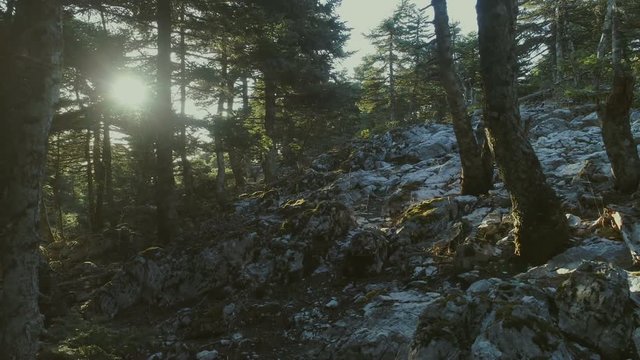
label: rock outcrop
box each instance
[60,103,640,359]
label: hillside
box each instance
[40,103,640,359]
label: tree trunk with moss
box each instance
[600,0,640,193]
[477,0,568,264]
[433,0,492,196]
[0,0,62,357]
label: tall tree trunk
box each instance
[410,16,422,121]
[610,0,622,70]
[597,0,614,61]
[214,53,228,195]
[178,7,193,202]
[85,127,95,232]
[0,0,62,357]
[53,135,65,238]
[215,93,227,196]
[229,150,246,189]
[601,74,640,193]
[134,128,156,205]
[74,79,95,232]
[388,31,398,123]
[93,121,104,231]
[554,0,566,82]
[281,114,297,166]
[595,0,615,91]
[226,79,234,114]
[477,0,568,264]
[600,0,640,193]
[263,74,279,183]
[103,120,114,226]
[433,0,492,196]
[225,79,246,188]
[40,197,55,243]
[242,76,250,113]
[156,0,177,243]
[98,6,114,226]
[229,76,250,188]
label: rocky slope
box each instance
[41,104,640,359]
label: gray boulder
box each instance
[551,108,574,120]
[570,112,600,129]
[394,197,465,245]
[332,291,440,359]
[529,117,571,139]
[410,279,578,359]
[556,261,634,359]
[342,229,389,277]
[410,262,637,360]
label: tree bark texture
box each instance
[53,135,64,238]
[610,0,622,69]
[242,76,250,114]
[554,0,567,82]
[599,0,640,193]
[40,197,55,243]
[75,80,95,232]
[225,79,246,188]
[178,13,193,202]
[477,0,568,264]
[229,149,247,188]
[600,74,640,193]
[103,121,114,225]
[92,121,104,231]
[433,0,492,196]
[85,128,95,232]
[0,0,62,357]
[597,0,614,60]
[263,75,279,183]
[156,0,177,243]
[229,76,250,189]
[388,31,398,123]
[215,93,227,196]
[214,52,229,196]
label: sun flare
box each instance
[109,75,149,108]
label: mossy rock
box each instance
[280,200,354,240]
[41,312,155,360]
[394,197,461,244]
[343,229,389,277]
[240,189,280,208]
[279,198,309,215]
[395,198,451,226]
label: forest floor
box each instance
[39,102,640,359]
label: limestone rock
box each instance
[410,276,611,359]
[529,117,571,139]
[571,112,600,129]
[556,261,634,359]
[609,206,640,264]
[394,197,464,245]
[196,350,219,360]
[551,108,573,120]
[85,233,257,318]
[524,237,633,280]
[342,229,389,277]
[332,291,440,359]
